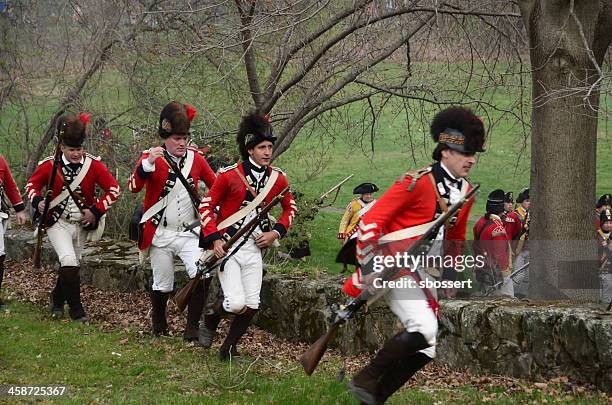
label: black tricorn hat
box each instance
[601,208,612,224]
[504,191,514,204]
[58,112,89,147]
[517,188,530,203]
[486,189,505,214]
[237,113,276,161]
[353,183,378,195]
[159,101,196,138]
[597,193,612,208]
[431,107,486,154]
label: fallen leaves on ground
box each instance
[3,260,610,401]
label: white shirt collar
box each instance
[440,162,458,181]
[167,149,186,162]
[62,154,84,165]
[249,157,264,171]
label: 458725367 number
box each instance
[1,385,67,397]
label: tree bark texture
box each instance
[519,0,611,300]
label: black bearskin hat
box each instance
[601,208,612,224]
[430,107,486,161]
[517,188,529,203]
[237,113,276,161]
[58,112,90,147]
[504,191,514,204]
[159,101,196,138]
[353,183,379,195]
[597,193,612,209]
[486,189,505,214]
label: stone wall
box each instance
[5,229,611,392]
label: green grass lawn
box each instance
[1,300,609,404]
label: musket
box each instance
[300,184,480,376]
[316,174,353,206]
[33,124,65,268]
[174,186,290,312]
[483,261,530,296]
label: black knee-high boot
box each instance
[218,307,257,361]
[60,266,87,322]
[376,352,432,403]
[184,278,207,341]
[348,331,430,405]
[198,279,222,348]
[50,269,65,317]
[150,290,170,336]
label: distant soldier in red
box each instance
[0,155,28,310]
[473,189,513,296]
[597,209,612,305]
[504,187,530,296]
[595,194,611,231]
[198,113,297,361]
[503,191,514,217]
[344,107,485,404]
[128,101,216,340]
[26,113,121,322]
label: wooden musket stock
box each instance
[33,129,64,268]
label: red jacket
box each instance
[473,214,510,275]
[504,206,529,253]
[0,155,25,213]
[199,161,296,249]
[26,153,120,226]
[343,164,474,297]
[128,147,216,251]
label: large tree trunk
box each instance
[519,0,611,301]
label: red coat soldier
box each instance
[503,191,514,217]
[598,209,612,305]
[473,189,512,296]
[596,194,612,231]
[26,113,121,322]
[0,155,28,309]
[198,113,296,361]
[345,107,485,404]
[504,187,530,296]
[128,101,216,340]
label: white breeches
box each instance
[0,218,6,256]
[150,229,201,292]
[47,218,87,267]
[385,270,438,359]
[218,238,263,313]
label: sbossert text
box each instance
[372,277,473,290]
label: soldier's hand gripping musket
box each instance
[174,186,290,313]
[300,184,479,376]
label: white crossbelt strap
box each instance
[140,150,195,224]
[379,180,469,243]
[49,157,93,209]
[217,169,279,230]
